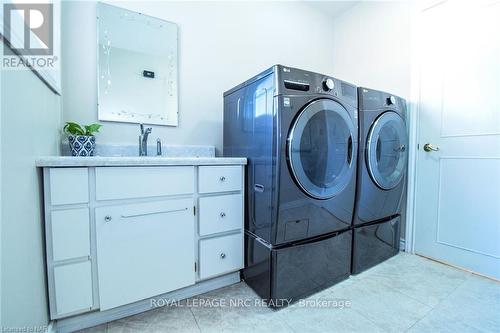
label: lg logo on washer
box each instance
[3,3,53,56]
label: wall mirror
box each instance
[97,2,178,126]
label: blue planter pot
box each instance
[68,135,96,156]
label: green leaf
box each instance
[63,122,85,135]
[84,123,102,136]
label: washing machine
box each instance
[352,87,409,274]
[223,65,358,303]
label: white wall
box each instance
[331,1,412,240]
[332,1,412,99]
[0,56,2,329]
[1,2,62,326]
[1,68,62,326]
[61,1,336,154]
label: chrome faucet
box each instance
[139,124,152,156]
[156,138,162,156]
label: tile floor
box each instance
[80,253,500,333]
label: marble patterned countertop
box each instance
[36,156,247,167]
[40,143,246,167]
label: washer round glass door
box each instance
[366,111,408,190]
[288,99,356,199]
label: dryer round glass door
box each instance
[366,111,408,190]
[288,99,356,199]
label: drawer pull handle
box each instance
[104,215,112,222]
[219,176,226,182]
[220,253,226,259]
[220,212,226,218]
[121,207,188,219]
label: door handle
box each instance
[423,143,439,152]
[347,135,353,165]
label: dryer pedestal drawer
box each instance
[199,233,243,280]
[352,216,400,274]
[243,229,352,303]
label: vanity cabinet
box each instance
[40,160,245,321]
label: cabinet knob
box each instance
[219,176,226,182]
[220,212,226,218]
[220,253,226,259]
[104,215,112,222]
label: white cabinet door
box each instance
[96,198,195,310]
[53,261,93,316]
[49,168,89,205]
[51,208,90,261]
[414,1,500,279]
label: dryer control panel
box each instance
[276,65,357,108]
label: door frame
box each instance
[404,0,446,253]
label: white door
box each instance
[414,0,500,279]
[96,198,195,310]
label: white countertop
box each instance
[36,156,247,167]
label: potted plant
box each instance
[63,122,102,156]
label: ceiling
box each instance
[304,1,360,18]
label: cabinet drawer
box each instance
[95,166,194,201]
[53,261,93,317]
[199,233,243,280]
[199,194,243,236]
[51,208,90,261]
[198,166,242,194]
[50,168,89,205]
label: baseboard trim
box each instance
[54,272,240,333]
[416,254,500,282]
